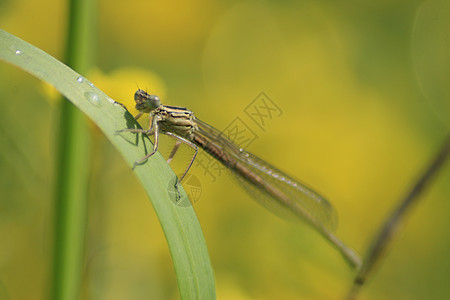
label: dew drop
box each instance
[15,49,21,55]
[84,91,100,106]
[77,76,84,83]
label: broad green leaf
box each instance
[0,29,215,300]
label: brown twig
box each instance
[347,134,450,300]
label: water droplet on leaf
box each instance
[84,91,100,106]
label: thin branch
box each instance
[347,134,450,299]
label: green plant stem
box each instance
[52,103,90,300]
[51,0,97,299]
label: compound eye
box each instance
[149,95,161,107]
[134,89,146,101]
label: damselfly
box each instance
[119,89,361,268]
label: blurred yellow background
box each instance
[0,0,449,299]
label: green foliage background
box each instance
[0,0,449,299]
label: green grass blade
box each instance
[0,29,216,300]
